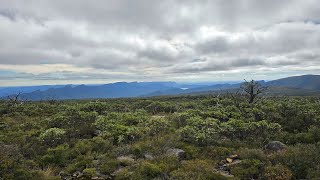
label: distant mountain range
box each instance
[1,74,320,100]
[0,85,70,97]
[146,75,320,97]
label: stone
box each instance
[72,171,83,178]
[226,158,233,163]
[117,155,135,166]
[91,176,107,180]
[230,154,239,160]
[265,141,286,152]
[143,153,154,160]
[111,167,127,177]
[166,148,186,160]
[227,159,241,166]
[94,130,102,136]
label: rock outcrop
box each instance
[265,141,286,152]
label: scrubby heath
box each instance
[1,95,320,179]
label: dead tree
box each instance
[240,79,267,104]
[7,92,22,106]
[46,94,58,105]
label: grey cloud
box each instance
[170,58,266,74]
[0,9,17,21]
[196,36,230,54]
[292,51,320,61]
[231,58,266,67]
[0,0,320,84]
[137,43,181,62]
[0,49,69,65]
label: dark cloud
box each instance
[0,9,17,21]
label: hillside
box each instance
[184,86,320,97]
[266,74,320,90]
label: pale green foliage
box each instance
[179,116,281,145]
[143,116,170,136]
[179,116,220,145]
[95,112,147,144]
[39,128,66,146]
[220,119,281,141]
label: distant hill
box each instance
[145,75,320,97]
[143,83,240,97]
[5,82,180,100]
[183,86,320,97]
[0,85,68,97]
[265,86,320,96]
[2,74,320,100]
[266,74,320,90]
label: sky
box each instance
[0,0,320,86]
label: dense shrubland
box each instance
[1,95,320,179]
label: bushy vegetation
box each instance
[1,94,320,179]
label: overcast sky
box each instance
[0,0,320,86]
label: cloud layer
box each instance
[1,0,320,85]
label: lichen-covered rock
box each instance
[143,153,154,160]
[73,171,83,178]
[166,148,186,160]
[265,141,286,152]
[117,155,135,166]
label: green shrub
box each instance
[41,144,70,167]
[83,168,97,178]
[238,148,267,162]
[230,159,263,179]
[132,162,162,179]
[170,159,230,180]
[143,116,170,136]
[220,119,281,142]
[307,165,320,179]
[114,168,131,180]
[263,164,292,180]
[100,159,119,175]
[178,116,220,145]
[269,144,320,179]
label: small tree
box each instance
[240,80,267,103]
